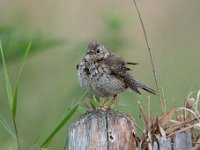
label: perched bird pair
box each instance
[77,42,156,107]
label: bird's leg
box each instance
[108,95,118,109]
[99,99,108,109]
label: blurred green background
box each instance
[0,0,200,149]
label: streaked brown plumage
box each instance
[77,41,156,101]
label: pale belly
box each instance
[90,73,126,99]
[78,60,126,99]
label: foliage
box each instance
[0,39,84,149]
[0,25,64,63]
[0,41,31,149]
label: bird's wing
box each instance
[104,54,141,94]
[104,54,156,95]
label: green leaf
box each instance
[91,100,99,108]
[12,42,31,117]
[40,104,79,148]
[0,114,16,139]
[12,86,18,118]
[0,40,13,109]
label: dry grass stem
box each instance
[135,91,200,149]
[132,0,164,114]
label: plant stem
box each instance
[132,0,164,114]
[13,117,21,150]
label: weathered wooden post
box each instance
[69,109,136,150]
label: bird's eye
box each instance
[96,49,100,53]
[96,47,102,53]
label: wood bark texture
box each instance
[153,132,192,150]
[69,109,135,150]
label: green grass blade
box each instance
[0,40,13,109]
[12,42,31,117]
[0,114,16,139]
[40,104,79,148]
[12,85,18,118]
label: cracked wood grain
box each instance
[69,109,135,150]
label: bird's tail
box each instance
[126,77,157,95]
[134,79,157,95]
[140,84,157,95]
